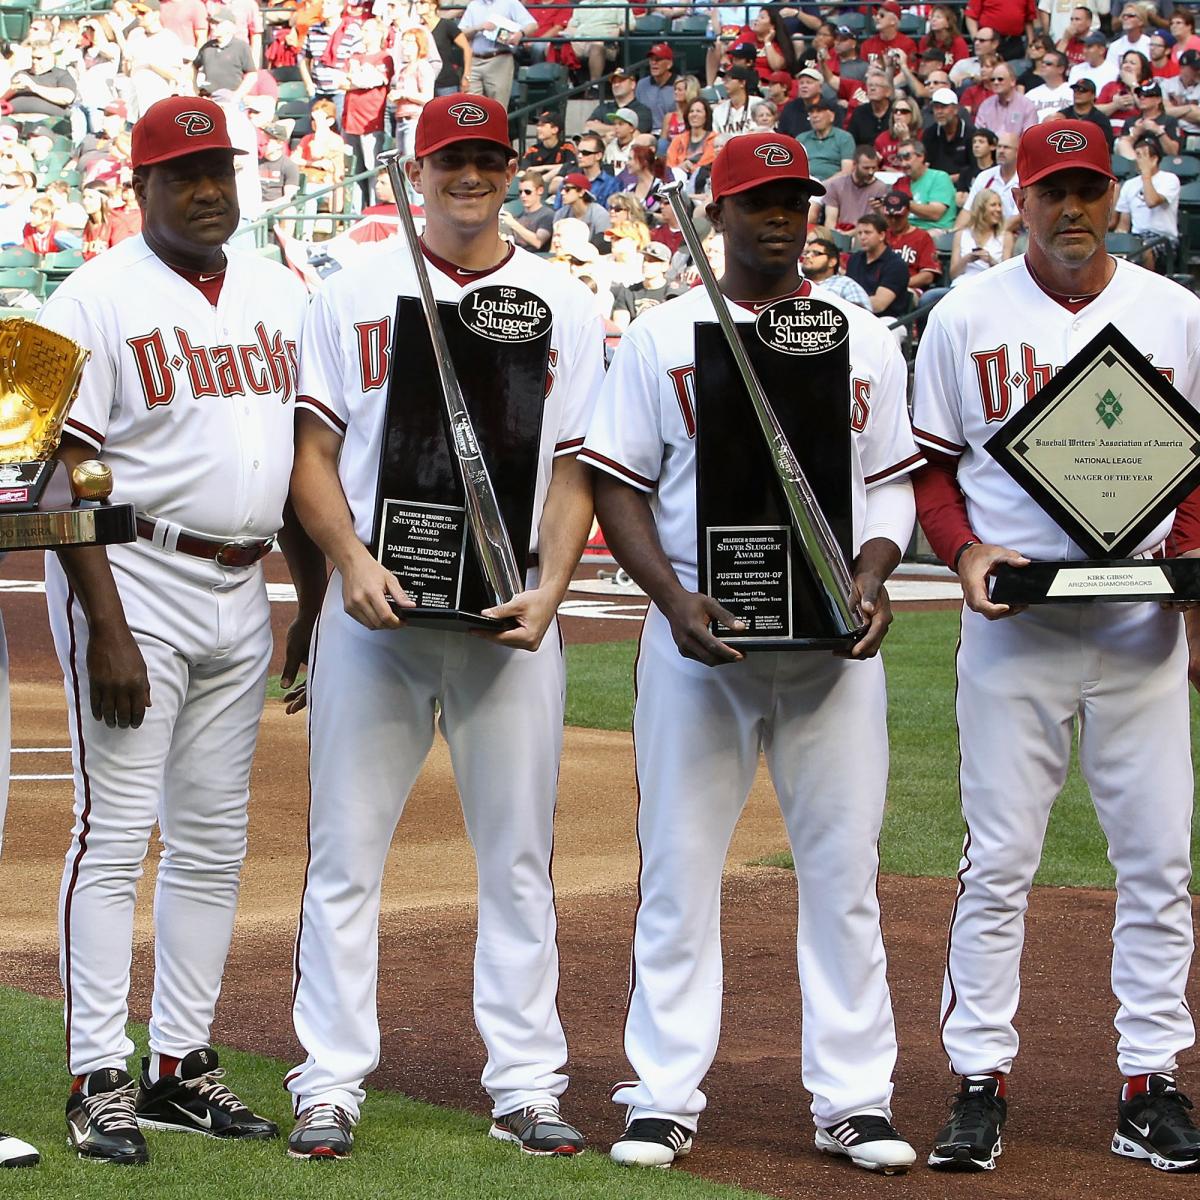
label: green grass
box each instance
[0,988,762,1200]
[552,611,1200,890]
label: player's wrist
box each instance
[952,538,980,571]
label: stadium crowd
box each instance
[0,0,1195,324]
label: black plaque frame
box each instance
[372,292,549,632]
[694,299,857,652]
[984,323,1200,604]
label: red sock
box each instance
[1123,1074,1153,1101]
[149,1054,182,1084]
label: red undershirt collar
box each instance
[730,279,812,313]
[1024,256,1114,314]
[168,262,225,305]
[420,239,515,283]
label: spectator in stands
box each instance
[1069,30,1119,89]
[1098,50,1154,139]
[606,224,646,284]
[777,66,826,136]
[752,99,779,128]
[296,97,347,210]
[898,137,957,228]
[602,107,641,171]
[815,143,888,228]
[959,128,1019,224]
[124,0,189,120]
[259,123,300,211]
[161,0,209,52]
[1115,133,1181,271]
[666,98,717,179]
[1149,31,1179,79]
[586,67,652,138]
[846,68,895,146]
[882,189,942,292]
[606,191,650,241]
[43,179,87,235]
[107,179,143,244]
[976,61,1039,134]
[1116,78,1180,155]
[1109,4,1153,64]
[610,239,671,327]
[964,0,1036,61]
[422,0,470,96]
[341,17,392,203]
[951,25,1001,86]
[1164,48,1200,151]
[22,195,74,255]
[924,87,975,184]
[391,24,436,157]
[832,24,869,82]
[194,7,256,98]
[847,211,910,317]
[950,185,1013,284]
[712,65,761,134]
[6,43,77,125]
[1014,33,1050,89]
[501,170,555,251]
[520,109,577,190]
[764,70,793,108]
[224,0,265,66]
[1054,75,1116,149]
[1024,49,1074,119]
[80,186,115,260]
[797,23,838,79]
[556,172,611,245]
[300,0,351,116]
[636,43,677,134]
[460,0,535,106]
[75,18,122,134]
[664,75,701,139]
[920,5,970,68]
[616,141,679,212]
[862,2,917,70]
[800,227,872,308]
[874,96,921,169]
[957,125,997,196]
[795,96,853,178]
[1055,4,1093,65]
[570,132,620,205]
[733,8,794,79]
[565,0,625,84]
[1170,9,1200,65]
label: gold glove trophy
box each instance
[0,319,135,550]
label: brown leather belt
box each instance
[136,515,274,569]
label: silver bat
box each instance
[380,151,524,609]
[661,181,864,638]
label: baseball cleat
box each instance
[1112,1074,1200,1172]
[928,1075,1006,1171]
[816,1114,917,1174]
[610,1118,693,1168]
[135,1048,277,1140]
[66,1068,148,1165]
[288,1104,354,1160]
[489,1104,585,1156]
[0,1131,39,1168]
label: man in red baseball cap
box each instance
[580,127,921,1173]
[637,41,677,134]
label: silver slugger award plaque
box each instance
[984,323,1200,603]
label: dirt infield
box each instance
[2,555,1197,1199]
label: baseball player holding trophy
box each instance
[36,95,324,1165]
[285,94,604,1160]
[912,120,1200,1173]
[579,133,923,1173]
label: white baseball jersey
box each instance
[39,235,306,540]
[580,282,923,590]
[912,255,1200,559]
[297,242,604,554]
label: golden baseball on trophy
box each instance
[71,460,113,502]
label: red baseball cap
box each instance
[875,1,902,15]
[768,69,794,86]
[710,132,825,201]
[560,172,593,196]
[131,96,243,169]
[414,94,516,159]
[648,41,674,59]
[1016,118,1116,187]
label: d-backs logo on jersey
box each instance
[127,323,298,409]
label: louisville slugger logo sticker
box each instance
[1045,129,1087,154]
[175,110,216,136]
[753,142,794,166]
[447,102,488,127]
[450,411,482,460]
[458,285,551,344]
[755,296,849,356]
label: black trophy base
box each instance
[990,558,1200,604]
[387,600,517,632]
[722,630,865,654]
[0,501,136,552]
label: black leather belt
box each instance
[474,50,512,59]
[136,515,275,568]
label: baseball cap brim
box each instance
[716,173,825,201]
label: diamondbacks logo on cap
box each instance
[754,142,794,167]
[1046,129,1087,154]
[174,110,216,136]
[447,102,489,128]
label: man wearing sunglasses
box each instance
[500,170,555,250]
[975,62,1039,136]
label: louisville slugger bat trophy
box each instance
[369,152,549,631]
[663,181,866,649]
[0,319,135,551]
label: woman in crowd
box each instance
[296,98,348,214]
[419,0,471,96]
[752,98,779,128]
[950,186,1013,286]
[666,97,716,178]
[798,22,840,76]
[343,18,393,206]
[606,192,652,249]
[735,6,793,79]
[664,74,702,140]
[875,97,922,169]
[80,187,114,261]
[391,23,436,157]
[918,6,969,67]
[1098,50,1153,138]
[617,143,679,213]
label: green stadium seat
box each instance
[899,13,926,35]
[1105,230,1143,259]
[41,249,84,271]
[1161,154,1200,180]
[0,248,38,268]
[1111,154,1136,179]
[0,266,46,300]
[277,80,309,103]
[835,10,868,34]
[1176,179,1200,265]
